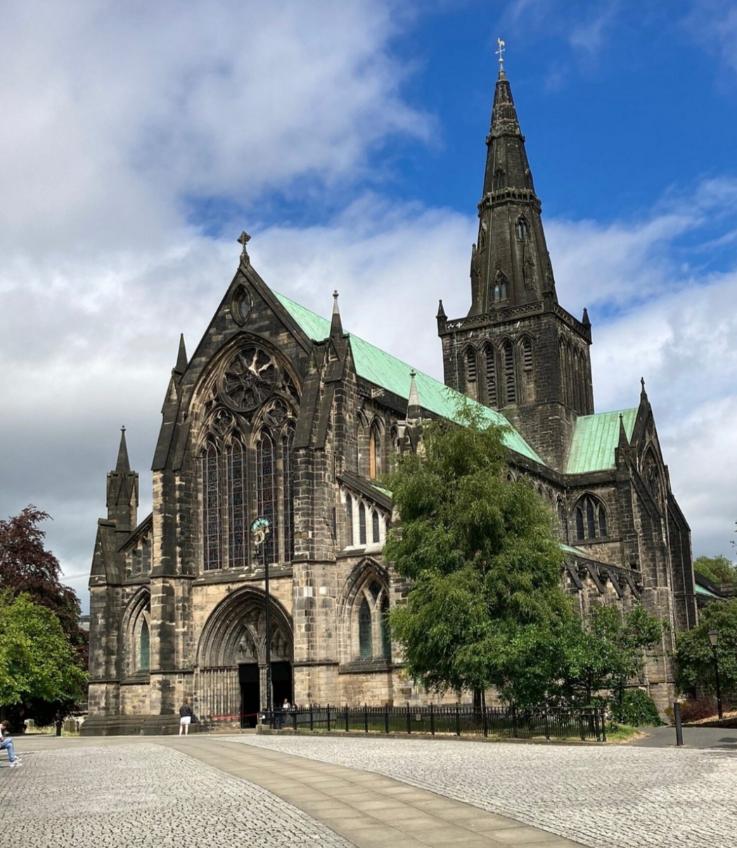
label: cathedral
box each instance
[84,63,697,733]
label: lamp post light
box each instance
[708,628,723,720]
[251,517,272,727]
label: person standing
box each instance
[0,722,22,768]
[179,702,193,736]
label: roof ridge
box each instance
[274,291,545,466]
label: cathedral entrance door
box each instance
[271,661,293,709]
[239,663,260,728]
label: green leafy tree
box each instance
[385,411,575,707]
[677,599,737,700]
[693,555,737,588]
[0,593,87,722]
[559,604,662,706]
[0,506,86,664]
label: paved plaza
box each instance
[236,733,737,848]
[2,732,736,847]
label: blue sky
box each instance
[1,0,736,607]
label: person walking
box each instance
[0,722,22,768]
[179,702,194,736]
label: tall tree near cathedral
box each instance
[0,507,87,662]
[385,412,574,707]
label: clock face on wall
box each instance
[221,347,279,412]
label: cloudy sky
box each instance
[2,0,737,610]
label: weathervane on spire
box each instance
[495,37,506,73]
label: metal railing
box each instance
[263,703,607,742]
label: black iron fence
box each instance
[263,703,607,742]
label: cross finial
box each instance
[495,37,506,74]
[237,230,251,260]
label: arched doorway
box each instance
[195,587,293,727]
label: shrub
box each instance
[611,689,662,727]
[679,696,719,723]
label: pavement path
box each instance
[232,732,737,848]
[633,724,737,750]
[2,735,582,848]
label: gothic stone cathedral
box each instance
[85,66,697,732]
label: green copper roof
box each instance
[566,408,637,475]
[275,292,544,465]
[695,583,720,599]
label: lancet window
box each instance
[340,488,387,549]
[464,346,477,386]
[349,571,392,663]
[484,344,497,406]
[516,216,530,241]
[368,422,382,480]
[574,494,607,542]
[503,340,516,404]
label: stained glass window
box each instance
[359,502,367,545]
[345,493,353,546]
[257,430,277,565]
[228,440,247,568]
[359,598,372,659]
[203,443,222,570]
[282,428,294,562]
[371,510,380,544]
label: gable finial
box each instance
[330,289,343,338]
[495,37,506,77]
[237,231,251,263]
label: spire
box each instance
[436,299,446,319]
[174,333,188,376]
[582,307,590,328]
[407,369,421,420]
[469,55,557,316]
[618,413,629,449]
[640,376,648,402]
[330,289,343,338]
[115,426,130,473]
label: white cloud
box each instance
[2,0,736,612]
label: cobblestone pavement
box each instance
[232,734,737,848]
[0,742,351,848]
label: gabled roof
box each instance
[566,408,637,475]
[275,291,544,465]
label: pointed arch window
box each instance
[516,216,529,241]
[484,344,497,406]
[359,502,367,546]
[371,510,380,544]
[139,619,150,672]
[203,442,222,570]
[228,440,247,568]
[574,495,607,542]
[503,340,516,404]
[359,598,372,659]
[257,429,277,565]
[465,347,477,385]
[493,271,509,303]
[282,427,295,562]
[521,337,533,372]
[368,422,382,480]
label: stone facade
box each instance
[84,65,696,733]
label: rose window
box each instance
[221,348,279,412]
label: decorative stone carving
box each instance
[220,347,280,412]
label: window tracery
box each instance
[516,216,529,241]
[199,343,298,572]
[574,494,607,542]
[347,570,392,664]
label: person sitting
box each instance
[0,722,22,768]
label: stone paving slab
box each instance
[165,736,584,848]
[0,741,350,848]
[229,733,737,848]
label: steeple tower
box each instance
[106,427,139,530]
[470,62,556,315]
[438,46,594,469]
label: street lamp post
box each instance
[708,628,723,720]
[252,517,272,727]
